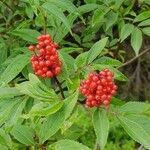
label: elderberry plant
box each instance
[0,0,150,150]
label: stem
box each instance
[33,51,38,56]
[53,77,65,99]
[118,47,150,69]
[43,13,47,34]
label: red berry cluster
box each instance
[80,69,117,108]
[28,34,62,78]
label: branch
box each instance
[118,47,150,69]
[53,77,65,99]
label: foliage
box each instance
[0,0,150,150]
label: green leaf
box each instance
[0,87,22,98]
[115,0,125,9]
[143,0,150,5]
[93,109,109,150]
[52,139,91,150]
[111,97,126,106]
[7,98,27,125]
[93,56,122,67]
[142,27,150,36]
[54,13,77,43]
[60,47,82,54]
[117,115,150,149]
[54,3,98,43]
[120,24,134,42]
[84,0,96,3]
[86,37,108,64]
[78,4,98,14]
[0,129,12,148]
[131,27,142,56]
[0,43,7,64]
[0,99,19,124]
[47,0,80,16]
[11,125,34,145]
[29,102,63,116]
[17,74,59,102]
[92,8,106,27]
[25,5,34,19]
[134,11,150,22]
[138,19,150,26]
[67,76,80,93]
[127,115,150,135]
[0,54,30,86]
[39,90,79,144]
[42,2,71,34]
[119,102,150,115]
[105,11,118,31]
[75,52,88,69]
[11,29,40,43]
[59,51,76,80]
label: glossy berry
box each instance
[80,69,117,108]
[28,45,35,51]
[28,34,62,78]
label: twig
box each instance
[117,47,150,69]
[53,77,65,99]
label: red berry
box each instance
[113,85,118,90]
[103,100,109,106]
[44,39,51,45]
[30,56,37,61]
[28,45,35,51]
[91,100,97,106]
[90,82,97,88]
[37,70,43,76]
[50,56,55,61]
[51,48,56,54]
[92,76,99,81]
[101,78,107,85]
[87,95,94,100]
[39,48,45,55]
[45,34,51,40]
[45,60,51,66]
[46,71,53,77]
[97,85,102,90]
[39,61,45,66]
[107,76,112,81]
[104,68,109,72]
[42,73,46,78]
[36,44,40,49]
[55,67,61,74]
[80,69,117,108]
[33,61,39,66]
[95,95,100,100]
[29,34,61,78]
[39,42,45,47]
[43,67,48,72]
[46,45,52,51]
[107,71,114,77]
[101,94,107,100]
[111,90,116,95]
